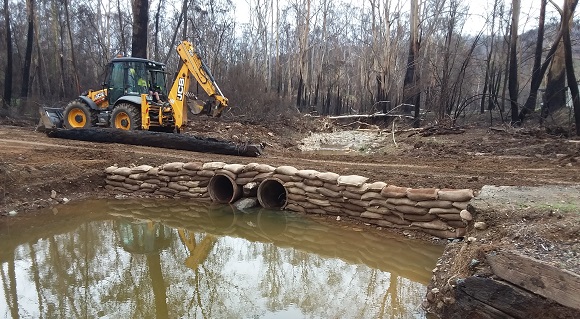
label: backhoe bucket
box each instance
[39,107,64,129]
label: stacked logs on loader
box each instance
[104,162,475,239]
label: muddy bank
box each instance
[425,185,580,318]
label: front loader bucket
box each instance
[39,107,64,129]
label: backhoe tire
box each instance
[110,103,141,130]
[63,100,96,129]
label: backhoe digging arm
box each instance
[168,41,229,118]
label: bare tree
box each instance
[131,0,149,58]
[2,0,13,109]
[562,0,580,135]
[20,0,35,98]
[403,0,420,127]
[517,0,547,123]
[508,0,520,124]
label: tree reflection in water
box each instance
[0,199,443,318]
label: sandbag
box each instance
[411,219,449,231]
[406,188,439,201]
[386,197,418,206]
[365,206,391,215]
[223,163,246,174]
[158,170,179,177]
[360,192,384,201]
[216,169,237,180]
[128,173,149,180]
[113,167,132,177]
[303,178,324,187]
[107,174,126,182]
[337,175,368,187]
[177,181,200,188]
[296,169,320,179]
[306,198,331,207]
[317,172,340,183]
[131,164,153,174]
[183,161,203,171]
[177,168,199,177]
[415,200,453,209]
[162,162,184,172]
[437,189,474,202]
[168,182,189,192]
[105,166,118,174]
[202,161,226,170]
[275,165,299,176]
[436,213,463,221]
[381,185,409,198]
[252,172,274,181]
[124,178,143,185]
[366,181,387,191]
[197,170,216,177]
[341,190,362,200]
[428,207,461,215]
[345,184,369,194]
[170,175,194,182]
[323,183,345,193]
[452,201,469,210]
[392,204,429,215]
[317,188,341,198]
[255,164,276,173]
[238,171,260,178]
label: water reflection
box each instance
[0,199,443,318]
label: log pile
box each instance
[104,162,475,239]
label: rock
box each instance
[467,236,477,243]
[50,190,57,199]
[443,297,455,304]
[474,221,487,230]
[336,216,341,221]
[8,210,17,216]
[62,198,70,203]
[469,259,480,269]
[460,209,473,221]
[426,291,435,302]
[431,288,440,294]
[234,197,259,211]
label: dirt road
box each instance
[1,120,579,215]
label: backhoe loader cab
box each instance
[49,40,229,133]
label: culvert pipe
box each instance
[257,178,288,209]
[208,174,242,204]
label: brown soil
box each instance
[1,115,579,316]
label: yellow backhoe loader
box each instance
[41,41,228,133]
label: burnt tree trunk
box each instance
[518,0,547,123]
[45,128,264,157]
[508,0,520,124]
[131,0,149,58]
[21,0,35,98]
[563,0,580,135]
[2,0,13,109]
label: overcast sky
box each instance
[229,0,564,35]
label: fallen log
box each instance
[45,128,264,157]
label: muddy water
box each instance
[0,199,443,318]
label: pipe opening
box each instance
[257,178,287,209]
[208,174,242,203]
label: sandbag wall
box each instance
[104,162,475,239]
[104,162,276,200]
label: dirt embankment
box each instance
[1,116,579,317]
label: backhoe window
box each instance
[107,62,126,103]
[126,62,149,95]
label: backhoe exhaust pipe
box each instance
[257,178,287,209]
[208,174,242,204]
